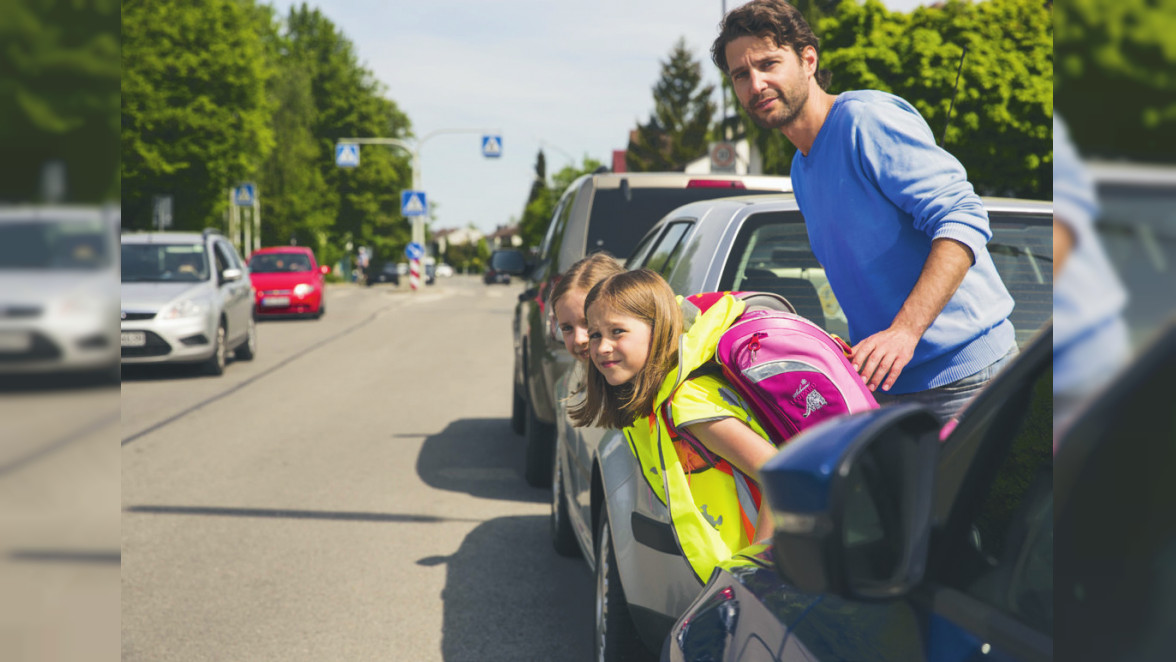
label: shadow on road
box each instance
[418,515,594,662]
[416,417,546,504]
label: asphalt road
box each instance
[120,276,594,661]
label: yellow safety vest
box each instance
[623,294,772,584]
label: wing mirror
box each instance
[221,267,243,282]
[761,404,940,601]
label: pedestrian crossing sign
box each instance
[401,190,428,217]
[336,143,360,168]
[233,183,256,206]
[482,135,502,158]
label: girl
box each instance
[570,269,779,582]
[549,252,625,366]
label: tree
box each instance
[1056,0,1176,162]
[122,0,275,230]
[0,0,120,202]
[627,38,716,172]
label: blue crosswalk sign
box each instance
[233,183,256,206]
[405,241,425,260]
[336,143,360,168]
[401,190,427,216]
[482,135,502,158]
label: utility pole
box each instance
[336,128,500,291]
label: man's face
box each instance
[726,35,812,130]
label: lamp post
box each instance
[337,128,500,291]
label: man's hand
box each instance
[851,325,920,392]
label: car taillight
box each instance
[686,179,745,189]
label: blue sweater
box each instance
[790,90,1015,394]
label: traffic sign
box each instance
[336,143,360,168]
[405,241,425,261]
[233,183,256,206]
[401,190,428,216]
[710,142,737,173]
[482,135,503,158]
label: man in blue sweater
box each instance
[711,0,1017,422]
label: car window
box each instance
[936,354,1053,633]
[121,243,209,282]
[250,252,311,273]
[212,241,231,275]
[584,185,786,261]
[0,218,111,270]
[540,184,576,263]
[643,221,692,276]
[625,227,661,270]
[988,213,1054,347]
[718,211,848,340]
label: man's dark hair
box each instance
[711,0,832,91]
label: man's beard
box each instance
[745,84,809,130]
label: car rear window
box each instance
[585,187,785,259]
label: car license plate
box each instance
[120,331,146,347]
[262,296,290,307]
[0,331,31,352]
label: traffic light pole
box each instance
[337,129,499,291]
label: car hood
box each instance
[0,270,116,305]
[249,272,318,290]
[121,281,213,312]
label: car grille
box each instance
[0,332,61,362]
[120,331,171,358]
[121,311,156,321]
[0,305,42,319]
[261,289,292,295]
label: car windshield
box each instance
[121,243,210,282]
[0,219,111,270]
[249,252,312,273]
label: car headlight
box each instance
[293,283,315,298]
[158,298,208,320]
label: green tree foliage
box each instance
[0,0,120,202]
[517,154,603,251]
[626,38,716,172]
[1056,0,1176,162]
[122,0,276,231]
[735,0,1052,198]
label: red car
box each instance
[247,247,329,319]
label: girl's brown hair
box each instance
[570,269,683,430]
[548,252,624,312]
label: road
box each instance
[120,276,594,661]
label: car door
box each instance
[213,239,250,345]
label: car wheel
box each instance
[596,516,648,662]
[202,322,226,376]
[315,299,325,319]
[510,378,526,436]
[234,315,257,361]
[551,451,579,557]
[524,395,554,488]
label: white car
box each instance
[435,263,455,278]
[120,229,256,376]
[0,205,121,381]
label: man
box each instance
[1052,114,1129,434]
[712,0,1017,422]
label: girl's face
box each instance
[587,300,652,387]
[553,288,590,361]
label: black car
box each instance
[365,261,400,286]
[484,248,525,285]
[665,319,1176,662]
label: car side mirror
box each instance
[221,267,243,282]
[761,404,940,600]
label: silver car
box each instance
[120,229,256,375]
[549,194,1054,660]
[0,205,121,381]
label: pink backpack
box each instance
[666,291,878,460]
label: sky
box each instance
[268,0,932,235]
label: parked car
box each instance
[120,229,256,376]
[247,246,328,319]
[509,172,795,488]
[0,204,121,382]
[365,260,400,286]
[666,321,1053,662]
[435,263,455,278]
[549,194,1054,660]
[485,248,526,285]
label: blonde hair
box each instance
[548,252,624,312]
[570,269,683,429]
